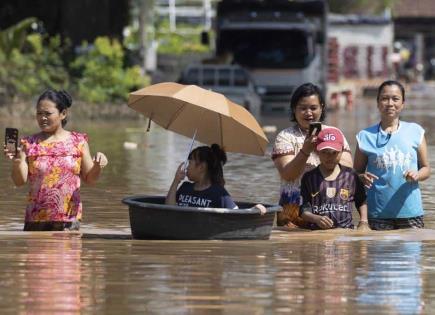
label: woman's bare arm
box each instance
[340,150,353,168]
[81,142,108,185]
[273,151,310,182]
[405,135,431,182]
[10,149,28,186]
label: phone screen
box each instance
[5,128,19,156]
[309,123,322,136]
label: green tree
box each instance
[155,20,211,55]
[0,17,37,58]
[0,19,69,101]
[71,37,149,103]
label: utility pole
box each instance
[169,0,176,32]
[204,0,212,31]
[139,0,156,72]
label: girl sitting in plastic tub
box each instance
[165,144,238,209]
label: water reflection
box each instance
[0,235,83,314]
[0,232,434,314]
[22,235,82,314]
[356,241,423,314]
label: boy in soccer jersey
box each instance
[300,128,370,230]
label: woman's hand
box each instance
[3,144,21,160]
[403,170,419,182]
[92,152,108,169]
[359,172,379,189]
[301,134,317,155]
[81,143,107,184]
[314,215,334,229]
[4,144,28,186]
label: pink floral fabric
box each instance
[21,132,88,223]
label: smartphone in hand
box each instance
[5,128,19,157]
[309,122,322,136]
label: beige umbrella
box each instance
[128,82,268,156]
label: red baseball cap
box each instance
[316,127,344,151]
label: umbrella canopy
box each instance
[128,82,268,155]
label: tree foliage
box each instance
[0,19,150,104]
[71,37,149,103]
[0,21,69,100]
[156,20,211,55]
[0,17,37,58]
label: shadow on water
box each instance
[2,97,435,313]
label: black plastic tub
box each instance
[122,195,282,240]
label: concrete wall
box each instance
[328,22,394,81]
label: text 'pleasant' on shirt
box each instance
[176,182,237,209]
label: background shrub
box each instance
[71,36,149,103]
[0,18,69,101]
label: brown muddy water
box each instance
[1,98,435,314]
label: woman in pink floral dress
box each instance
[4,89,108,231]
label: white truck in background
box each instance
[210,0,328,113]
[179,64,262,118]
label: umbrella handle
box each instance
[183,129,197,173]
[147,118,152,132]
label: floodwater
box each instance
[1,97,435,314]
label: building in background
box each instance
[392,0,435,81]
[327,14,393,108]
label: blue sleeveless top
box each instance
[356,121,424,219]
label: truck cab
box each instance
[214,0,328,113]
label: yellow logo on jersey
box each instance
[339,189,349,201]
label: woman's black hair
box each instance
[289,82,326,122]
[188,143,227,186]
[376,80,405,102]
[37,89,72,126]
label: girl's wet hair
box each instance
[376,80,405,102]
[37,89,72,126]
[188,143,227,186]
[289,82,326,122]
